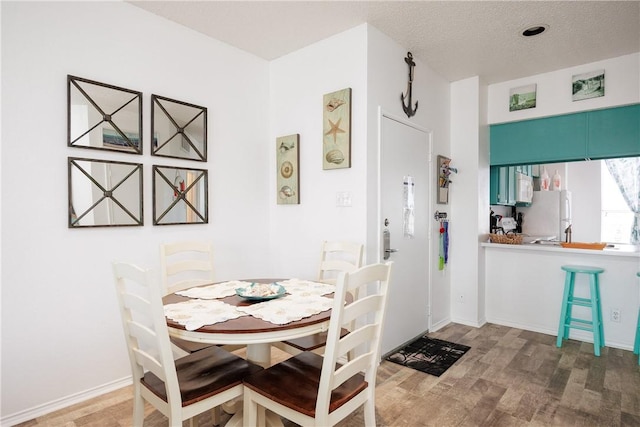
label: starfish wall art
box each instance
[322,87,351,170]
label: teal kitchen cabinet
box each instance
[490,166,513,205]
[490,165,532,206]
[490,113,588,166]
[490,104,639,166]
[587,104,640,159]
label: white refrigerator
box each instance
[519,190,572,241]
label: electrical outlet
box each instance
[611,308,621,323]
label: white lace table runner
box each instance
[235,294,334,325]
[175,280,253,299]
[279,278,336,296]
[164,299,248,331]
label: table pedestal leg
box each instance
[226,343,283,426]
[225,408,284,427]
[221,398,240,415]
[247,342,271,368]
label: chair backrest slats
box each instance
[160,241,214,295]
[336,323,376,356]
[132,347,166,380]
[342,295,382,325]
[113,262,181,405]
[315,262,393,417]
[317,241,364,284]
[332,354,370,388]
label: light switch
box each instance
[336,191,352,207]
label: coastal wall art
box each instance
[322,88,351,170]
[276,134,300,205]
[572,69,605,101]
[509,83,537,111]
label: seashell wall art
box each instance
[276,134,300,205]
[323,88,351,170]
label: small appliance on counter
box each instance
[500,217,517,233]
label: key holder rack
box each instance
[437,155,458,205]
[434,211,448,221]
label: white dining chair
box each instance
[242,262,393,427]
[112,262,263,427]
[160,240,215,295]
[317,240,364,285]
[160,240,218,356]
[276,240,364,356]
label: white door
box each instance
[379,113,431,356]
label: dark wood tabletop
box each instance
[163,278,336,336]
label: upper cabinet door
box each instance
[490,112,588,166]
[587,104,640,160]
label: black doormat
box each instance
[385,336,470,377]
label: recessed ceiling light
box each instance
[521,25,548,37]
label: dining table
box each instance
[163,277,341,427]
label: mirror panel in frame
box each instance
[151,95,207,161]
[153,165,208,225]
[68,157,143,228]
[68,75,143,154]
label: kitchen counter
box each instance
[481,241,640,257]
[483,241,640,351]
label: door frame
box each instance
[377,107,434,330]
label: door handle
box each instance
[383,227,398,260]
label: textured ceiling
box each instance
[129,1,640,84]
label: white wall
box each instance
[1,2,270,421]
[267,26,369,279]
[365,25,452,330]
[1,9,455,422]
[450,77,489,327]
[268,24,453,330]
[488,53,640,124]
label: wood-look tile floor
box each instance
[16,323,640,427]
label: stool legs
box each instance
[557,272,574,348]
[636,273,640,365]
[557,267,604,356]
[589,272,605,356]
[634,307,640,365]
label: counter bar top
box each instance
[481,242,640,258]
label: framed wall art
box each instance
[509,83,537,111]
[322,88,351,170]
[151,94,207,161]
[572,69,604,101]
[67,75,142,154]
[152,165,208,225]
[276,134,299,205]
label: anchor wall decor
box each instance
[401,52,418,118]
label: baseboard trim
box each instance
[381,329,430,359]
[450,317,485,328]
[429,317,451,332]
[1,376,132,426]
[485,317,634,352]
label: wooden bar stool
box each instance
[557,265,605,356]
[634,272,640,365]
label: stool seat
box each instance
[561,265,605,274]
[557,264,605,356]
